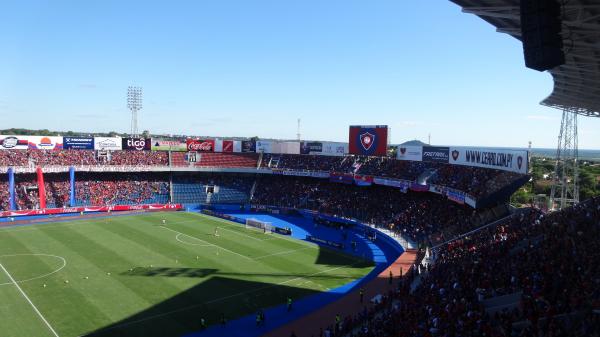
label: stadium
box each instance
[1,1,599,337]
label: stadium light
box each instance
[127,86,143,137]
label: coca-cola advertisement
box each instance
[186,139,215,152]
[122,138,151,151]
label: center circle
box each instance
[0,254,67,286]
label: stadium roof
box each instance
[450,0,600,117]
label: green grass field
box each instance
[0,211,374,337]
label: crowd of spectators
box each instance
[0,172,170,210]
[260,154,525,198]
[0,149,526,200]
[327,197,600,337]
[252,176,480,244]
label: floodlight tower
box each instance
[550,108,579,210]
[127,86,143,137]
[297,118,301,141]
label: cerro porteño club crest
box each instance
[360,132,375,150]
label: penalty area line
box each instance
[159,226,252,261]
[0,263,60,337]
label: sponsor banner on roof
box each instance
[233,140,242,153]
[422,146,449,163]
[214,139,223,152]
[63,137,94,150]
[241,140,255,153]
[321,142,347,156]
[0,135,30,150]
[348,125,388,156]
[300,142,323,155]
[273,141,300,154]
[150,139,187,151]
[25,136,63,150]
[122,138,151,151]
[186,139,215,152]
[256,140,273,153]
[448,147,528,174]
[94,137,122,150]
[397,145,423,161]
[222,140,234,152]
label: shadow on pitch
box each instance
[85,276,324,337]
[120,265,371,280]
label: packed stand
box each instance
[252,176,480,244]
[74,172,169,206]
[331,197,600,337]
[0,172,170,210]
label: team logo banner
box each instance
[300,142,323,155]
[397,145,423,161]
[348,125,388,156]
[448,147,528,174]
[94,137,122,150]
[186,139,214,152]
[122,138,151,151]
[150,139,187,151]
[241,140,255,153]
[63,137,94,150]
[422,146,449,163]
[0,135,30,150]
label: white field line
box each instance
[174,233,213,246]
[89,263,354,332]
[0,263,60,337]
[192,212,315,247]
[213,225,264,242]
[159,226,252,261]
[0,254,67,287]
[253,246,315,260]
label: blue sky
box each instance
[1,0,598,148]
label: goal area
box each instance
[245,218,273,234]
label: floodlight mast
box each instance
[127,86,143,137]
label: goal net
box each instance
[245,218,272,234]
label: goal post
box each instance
[245,218,272,234]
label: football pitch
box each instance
[0,211,374,337]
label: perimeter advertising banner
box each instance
[122,138,151,151]
[422,146,449,163]
[397,145,423,161]
[448,147,528,174]
[186,139,215,152]
[63,137,94,150]
[94,137,122,150]
[150,139,187,151]
[348,125,388,156]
